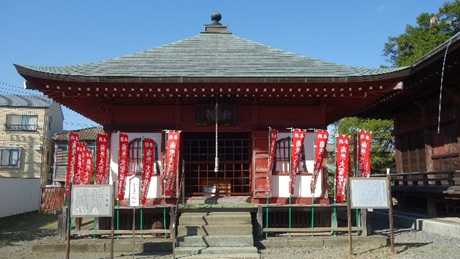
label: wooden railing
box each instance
[41,186,65,213]
[374,171,460,194]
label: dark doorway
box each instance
[182,132,251,196]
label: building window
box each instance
[0,148,21,168]
[5,114,38,131]
[128,138,159,176]
[273,137,308,174]
[129,138,143,175]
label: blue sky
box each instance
[0,0,447,129]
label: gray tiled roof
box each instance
[0,95,52,108]
[53,127,103,141]
[18,33,405,78]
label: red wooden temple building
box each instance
[15,14,406,209]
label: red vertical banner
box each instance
[311,129,329,193]
[336,134,351,203]
[96,133,109,184]
[65,132,79,196]
[117,133,129,201]
[141,138,155,205]
[73,142,85,185]
[359,130,372,178]
[290,129,305,196]
[163,130,181,197]
[267,128,278,192]
[81,147,93,184]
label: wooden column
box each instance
[418,101,434,172]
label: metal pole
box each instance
[387,171,395,255]
[347,178,352,257]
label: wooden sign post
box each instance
[68,184,114,259]
[346,179,353,258]
[349,177,394,256]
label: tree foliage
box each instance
[384,0,460,66]
[337,117,394,173]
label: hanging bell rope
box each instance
[437,39,452,134]
[214,101,219,173]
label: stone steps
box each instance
[179,212,252,225]
[176,211,258,258]
[178,235,253,247]
[178,224,253,236]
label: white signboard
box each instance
[350,177,390,209]
[71,185,113,217]
[129,177,140,207]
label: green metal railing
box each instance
[262,202,361,234]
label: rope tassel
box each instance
[214,101,219,173]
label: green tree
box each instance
[384,0,460,66]
[337,117,394,173]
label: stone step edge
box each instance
[175,246,258,255]
[176,253,260,259]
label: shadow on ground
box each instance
[0,211,57,247]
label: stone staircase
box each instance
[175,211,260,259]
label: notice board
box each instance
[71,185,113,217]
[350,177,390,209]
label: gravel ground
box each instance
[1,229,460,259]
[260,230,460,259]
[1,211,460,259]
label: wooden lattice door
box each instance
[182,133,251,196]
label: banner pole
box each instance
[116,201,120,231]
[140,207,144,238]
[288,195,292,233]
[355,131,361,229]
[163,207,167,239]
[110,184,115,259]
[132,207,136,256]
[65,184,72,259]
[311,198,314,229]
[265,193,269,239]
[387,171,395,255]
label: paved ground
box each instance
[1,212,460,258]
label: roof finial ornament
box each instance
[203,11,230,34]
[211,11,222,25]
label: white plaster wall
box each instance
[110,132,162,199]
[0,178,41,217]
[271,173,323,198]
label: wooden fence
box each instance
[41,186,65,213]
